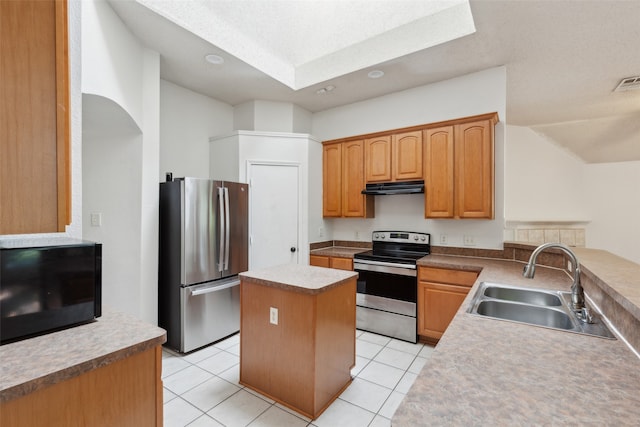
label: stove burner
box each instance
[354,250,424,265]
[354,231,430,265]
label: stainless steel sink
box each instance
[483,286,562,306]
[476,300,574,330]
[467,282,616,339]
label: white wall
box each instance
[210,131,314,264]
[311,67,507,249]
[82,99,143,316]
[81,0,144,128]
[160,80,233,180]
[584,161,640,264]
[67,0,83,239]
[504,126,586,221]
[502,125,639,264]
[233,100,312,133]
[139,50,161,323]
[82,0,161,323]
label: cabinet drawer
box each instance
[418,267,478,287]
[310,255,330,268]
[330,257,353,271]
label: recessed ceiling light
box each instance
[205,54,224,65]
[367,70,384,79]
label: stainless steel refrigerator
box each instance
[159,177,248,353]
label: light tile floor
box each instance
[163,330,434,427]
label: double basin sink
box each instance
[467,282,615,339]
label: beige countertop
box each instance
[0,307,166,403]
[240,263,358,294]
[393,253,640,425]
[310,246,369,258]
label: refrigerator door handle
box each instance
[217,186,225,272]
[224,187,230,270]
[189,279,240,296]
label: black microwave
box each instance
[0,237,102,344]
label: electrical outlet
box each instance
[318,226,324,237]
[439,234,448,245]
[270,307,278,325]
[463,235,476,246]
[355,231,360,240]
[90,212,102,227]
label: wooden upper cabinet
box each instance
[323,141,374,218]
[0,0,70,234]
[342,140,369,217]
[323,112,497,220]
[364,136,392,182]
[424,126,455,218]
[322,143,342,217]
[455,120,494,219]
[424,115,496,219]
[365,132,423,183]
[393,131,423,181]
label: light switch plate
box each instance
[270,307,278,325]
[90,212,102,227]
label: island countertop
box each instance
[0,307,166,403]
[239,263,358,294]
[392,250,640,426]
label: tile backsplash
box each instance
[507,227,585,247]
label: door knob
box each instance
[290,247,296,253]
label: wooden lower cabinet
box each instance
[0,346,163,427]
[240,278,356,419]
[310,255,353,271]
[417,267,478,342]
[310,254,331,268]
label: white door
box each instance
[248,163,300,270]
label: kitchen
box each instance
[1,0,640,426]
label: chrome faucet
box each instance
[523,243,585,312]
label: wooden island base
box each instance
[239,264,357,419]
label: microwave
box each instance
[0,237,102,344]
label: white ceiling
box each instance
[108,0,640,164]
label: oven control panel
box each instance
[371,231,430,245]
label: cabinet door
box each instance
[364,136,392,182]
[330,257,353,271]
[322,143,342,217]
[342,140,367,217]
[418,282,470,340]
[1,0,70,234]
[310,255,330,268]
[455,120,494,219]
[418,266,478,286]
[393,131,422,181]
[424,126,455,218]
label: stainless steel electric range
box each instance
[353,231,430,343]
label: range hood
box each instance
[361,180,424,195]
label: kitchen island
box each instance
[392,246,640,425]
[239,264,357,419]
[0,307,166,427]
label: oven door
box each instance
[354,260,417,342]
[354,260,417,304]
